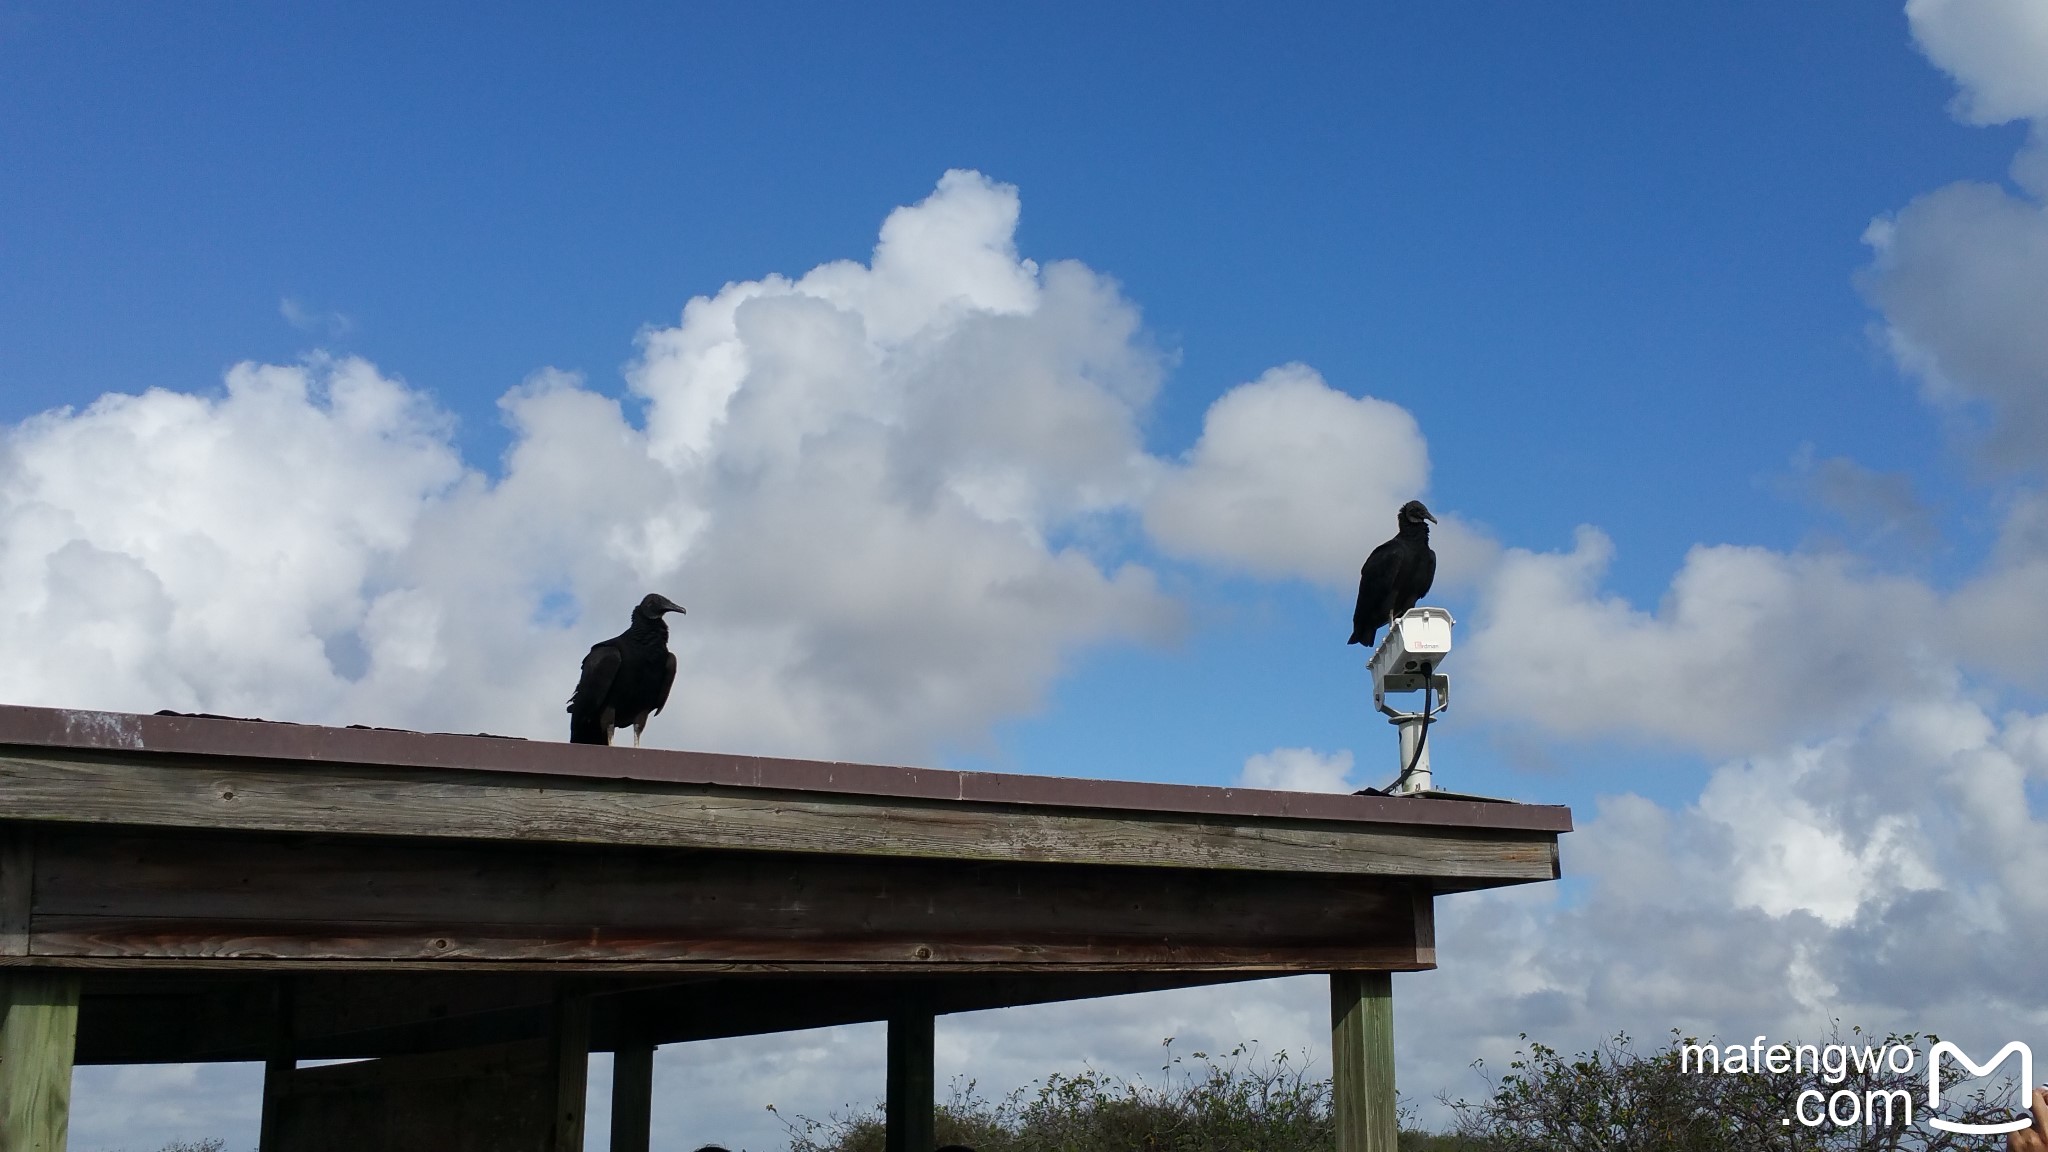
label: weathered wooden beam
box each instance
[25,929,1429,972]
[0,705,1571,834]
[0,753,1559,882]
[608,1044,653,1152]
[1330,971,1397,1152]
[20,828,1434,971]
[884,1004,934,1152]
[1,970,81,1152]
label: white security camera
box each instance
[1369,608,1452,795]
[1370,607,1452,716]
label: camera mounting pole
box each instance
[1369,608,1453,795]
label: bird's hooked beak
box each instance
[1424,510,1437,523]
[656,596,686,615]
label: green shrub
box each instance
[1447,1030,2016,1151]
[781,1027,2024,1151]
[778,1042,1336,1152]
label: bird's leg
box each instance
[632,719,648,748]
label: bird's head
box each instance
[634,593,687,620]
[1398,500,1436,527]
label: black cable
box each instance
[1391,660,1434,793]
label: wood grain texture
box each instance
[0,753,1559,882]
[548,996,590,1152]
[29,923,1431,970]
[0,704,1572,834]
[0,970,80,1152]
[1331,971,1397,1152]
[23,829,1432,971]
[32,831,1421,933]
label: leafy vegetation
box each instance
[781,1029,2022,1152]
[122,1028,2025,1152]
[1449,1029,2015,1152]
[777,1042,1340,1152]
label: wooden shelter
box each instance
[0,704,1570,1151]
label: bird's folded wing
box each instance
[568,644,623,713]
[654,652,678,716]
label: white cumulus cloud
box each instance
[1238,745,1356,792]
[0,171,1459,766]
[1863,0,2048,466]
[0,172,1201,761]
[1382,689,2048,1124]
[1144,364,1432,585]
[0,358,464,717]
[1861,184,2048,465]
[1460,527,1941,757]
[1907,0,2048,125]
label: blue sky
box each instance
[5,1,2022,791]
[9,2,2048,1148]
[4,2,2020,554]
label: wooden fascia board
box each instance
[0,751,1558,883]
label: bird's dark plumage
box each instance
[568,593,685,746]
[1348,500,1437,648]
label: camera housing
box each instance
[1370,607,1452,717]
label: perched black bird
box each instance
[1347,500,1437,649]
[567,593,686,746]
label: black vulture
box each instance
[567,593,686,746]
[1347,500,1437,648]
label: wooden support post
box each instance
[884,1005,935,1152]
[257,978,293,1152]
[1331,970,1397,1152]
[549,993,592,1152]
[1,971,82,1152]
[608,1045,654,1152]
